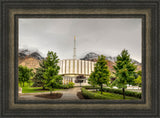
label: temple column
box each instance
[72,77,75,83]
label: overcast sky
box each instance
[19,18,142,62]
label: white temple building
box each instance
[58,36,96,86]
[58,59,96,86]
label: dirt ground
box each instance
[35,93,62,99]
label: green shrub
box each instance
[81,88,140,100]
[58,83,75,89]
[81,88,107,99]
[82,86,141,99]
[82,86,100,89]
[68,82,75,88]
[31,82,43,87]
[102,88,141,99]
[58,84,69,89]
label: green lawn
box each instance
[22,87,62,93]
[95,91,139,100]
[22,87,46,93]
[21,86,62,93]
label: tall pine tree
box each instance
[93,55,110,94]
[88,72,97,87]
[32,60,46,89]
[112,49,137,99]
[43,51,62,95]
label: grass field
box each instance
[19,82,63,93]
[21,86,62,93]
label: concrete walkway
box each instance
[19,87,81,100]
[60,87,81,100]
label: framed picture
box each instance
[0,0,159,117]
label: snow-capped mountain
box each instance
[80,52,141,65]
[19,49,44,60]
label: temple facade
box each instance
[58,59,96,86]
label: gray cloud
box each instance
[19,18,142,62]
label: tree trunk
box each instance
[50,90,52,95]
[122,88,125,99]
[43,86,45,90]
[101,84,103,95]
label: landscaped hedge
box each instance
[82,86,100,89]
[82,86,141,99]
[81,88,109,99]
[58,84,70,89]
[102,88,141,99]
[68,82,75,88]
[58,82,75,89]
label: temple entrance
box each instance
[75,75,86,87]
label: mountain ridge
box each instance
[18,49,141,72]
[80,52,141,65]
[19,49,44,60]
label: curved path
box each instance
[60,87,81,100]
[19,87,81,100]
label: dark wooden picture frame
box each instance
[0,0,159,117]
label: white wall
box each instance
[59,59,96,75]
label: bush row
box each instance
[81,88,109,99]
[82,86,141,99]
[58,82,75,89]
[102,88,141,99]
[82,86,100,89]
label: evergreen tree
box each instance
[32,60,46,89]
[43,51,62,95]
[112,49,137,99]
[93,55,110,94]
[137,70,142,76]
[88,72,97,87]
[18,65,33,87]
[134,75,142,89]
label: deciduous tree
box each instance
[18,65,33,87]
[92,55,111,94]
[112,49,137,99]
[134,75,142,89]
[88,72,97,87]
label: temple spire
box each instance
[73,36,76,59]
